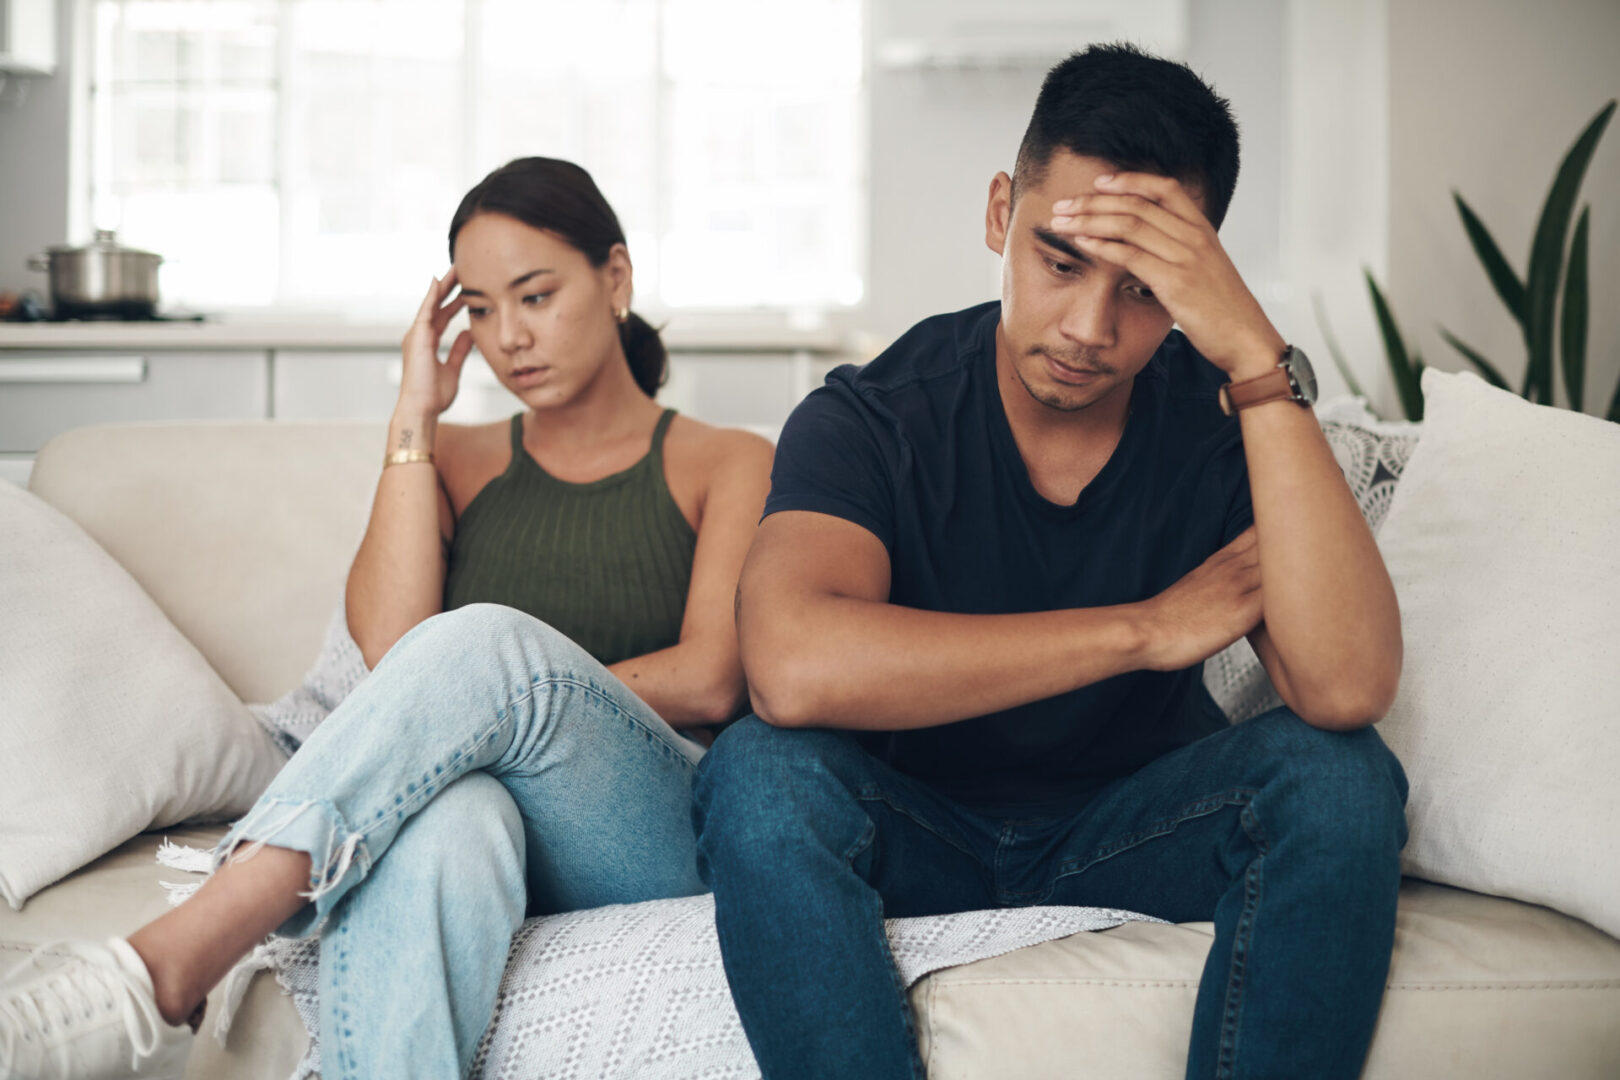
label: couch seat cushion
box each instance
[0,826,307,1080]
[911,879,1620,1078]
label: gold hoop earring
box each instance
[615,307,629,324]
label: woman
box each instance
[0,158,774,1079]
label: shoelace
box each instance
[0,941,164,1072]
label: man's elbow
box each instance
[744,657,824,729]
[699,669,752,727]
[1293,659,1402,732]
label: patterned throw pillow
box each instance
[1201,398,1421,723]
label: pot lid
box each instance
[44,229,162,259]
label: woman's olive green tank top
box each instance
[443,409,696,666]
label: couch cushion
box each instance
[911,879,1620,1078]
[28,420,383,705]
[0,480,286,909]
[0,825,307,1080]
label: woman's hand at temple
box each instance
[397,269,475,427]
[348,271,471,667]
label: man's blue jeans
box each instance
[692,707,1409,1080]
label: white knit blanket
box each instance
[196,893,1156,1079]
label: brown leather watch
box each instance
[1218,345,1318,415]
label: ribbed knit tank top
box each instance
[443,409,696,667]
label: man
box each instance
[693,43,1409,1080]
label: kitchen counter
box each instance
[0,314,855,473]
[0,317,851,354]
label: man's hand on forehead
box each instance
[1047,171,1284,378]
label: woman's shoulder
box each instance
[664,413,775,476]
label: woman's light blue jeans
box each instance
[209,604,707,1079]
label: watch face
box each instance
[1285,346,1318,404]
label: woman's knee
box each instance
[390,605,583,670]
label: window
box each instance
[85,0,866,314]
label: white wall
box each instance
[1279,0,1390,407]
[861,0,1290,348]
[1387,0,1620,418]
[0,0,73,297]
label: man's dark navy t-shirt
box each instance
[763,301,1256,808]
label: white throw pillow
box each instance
[0,480,285,909]
[1373,369,1620,936]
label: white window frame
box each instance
[73,0,870,321]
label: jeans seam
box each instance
[841,814,926,1080]
[1216,798,1271,1079]
[522,674,698,765]
[853,790,981,867]
[1046,786,1260,885]
[330,923,354,1080]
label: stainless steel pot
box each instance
[29,230,163,319]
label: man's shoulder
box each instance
[830,301,998,401]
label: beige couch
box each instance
[5,420,1620,1079]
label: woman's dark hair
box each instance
[1013,43,1240,228]
[448,157,667,396]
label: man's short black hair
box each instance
[1013,42,1241,228]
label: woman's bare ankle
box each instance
[120,845,312,1028]
[125,932,209,1028]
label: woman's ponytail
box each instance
[619,311,668,397]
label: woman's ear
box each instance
[605,243,634,312]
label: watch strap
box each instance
[1220,367,1296,415]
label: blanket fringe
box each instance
[159,879,203,907]
[214,942,277,1048]
[156,839,214,907]
[155,838,214,874]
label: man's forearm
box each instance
[742,595,1149,730]
[1234,362,1403,723]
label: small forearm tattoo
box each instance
[399,428,414,450]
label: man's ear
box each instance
[985,172,1013,257]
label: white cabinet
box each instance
[0,0,55,74]
[273,349,840,435]
[0,351,269,453]
[271,350,517,424]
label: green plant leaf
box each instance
[1561,205,1589,412]
[1365,271,1424,421]
[1309,291,1368,402]
[1524,99,1614,405]
[1454,193,1526,323]
[1438,328,1511,390]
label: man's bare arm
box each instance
[1052,170,1402,729]
[738,510,1262,730]
[1238,397,1403,729]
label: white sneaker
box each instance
[0,938,192,1079]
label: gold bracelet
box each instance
[383,449,434,468]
